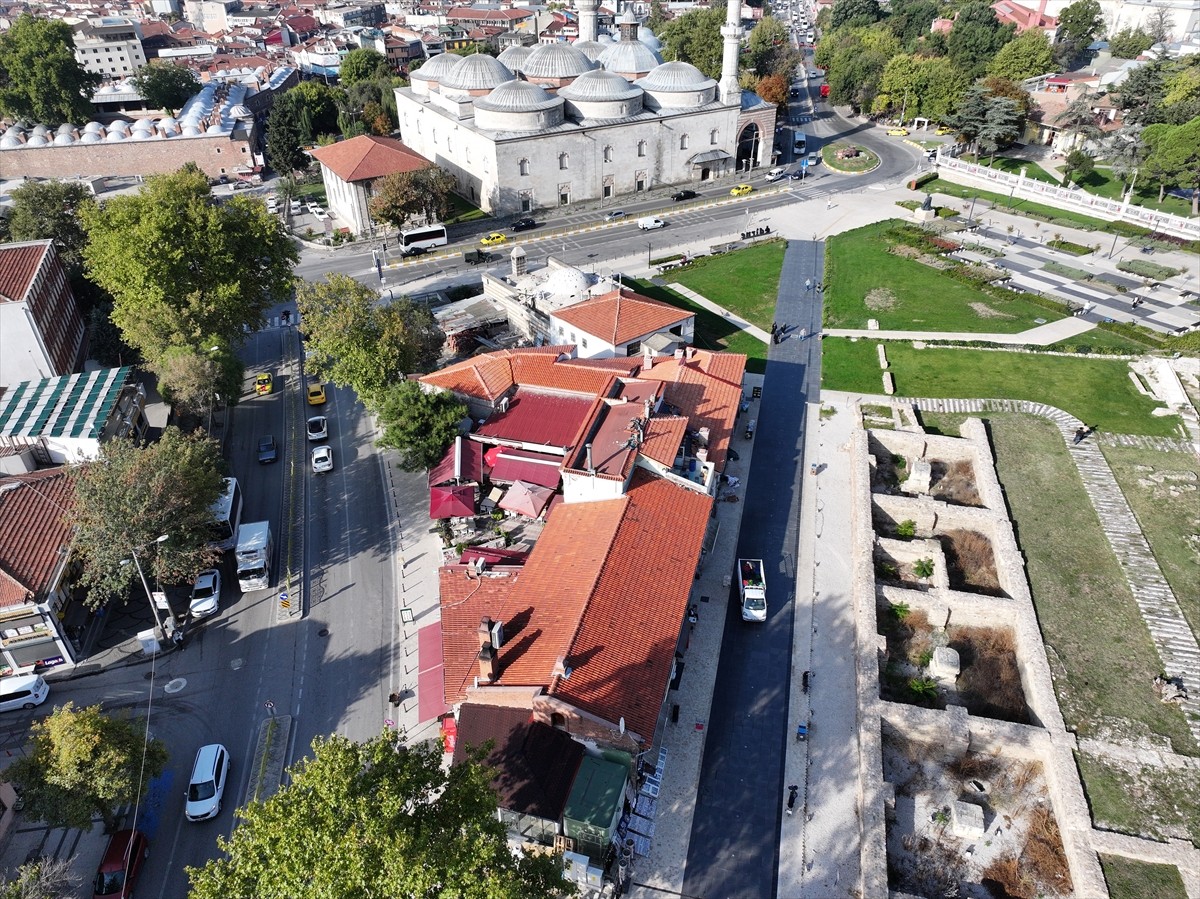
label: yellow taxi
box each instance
[935,126,956,136]
[886,128,910,137]
[730,184,754,197]
[480,232,507,246]
[307,383,327,405]
[254,372,273,395]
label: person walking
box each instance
[786,784,799,816]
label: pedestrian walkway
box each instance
[668,283,772,344]
[897,395,1200,744]
[825,315,1095,346]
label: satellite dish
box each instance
[619,717,625,734]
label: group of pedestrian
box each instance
[771,321,785,344]
[1131,297,1145,310]
[1072,425,1096,445]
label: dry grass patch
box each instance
[939,529,1003,594]
[949,625,1028,723]
[970,301,1016,319]
[866,287,898,311]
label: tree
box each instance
[188,732,571,899]
[1145,6,1174,44]
[266,90,312,174]
[8,703,168,832]
[368,167,460,230]
[154,343,243,420]
[1142,117,1200,213]
[1053,0,1102,68]
[296,275,442,408]
[0,856,80,899]
[69,426,226,606]
[977,95,1021,163]
[658,5,727,80]
[756,72,789,105]
[746,17,800,79]
[1054,88,1103,151]
[81,165,297,365]
[886,0,938,49]
[987,29,1053,82]
[1103,125,1144,193]
[292,81,341,135]
[130,62,198,115]
[1106,27,1154,60]
[377,381,467,472]
[87,297,135,368]
[340,48,391,86]
[947,2,1015,78]
[0,15,100,123]
[646,0,669,32]
[1060,148,1094,185]
[830,0,882,31]
[6,180,93,278]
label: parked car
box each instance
[730,184,754,196]
[92,829,149,899]
[511,217,537,231]
[886,128,910,136]
[289,199,302,214]
[185,744,230,822]
[672,190,698,201]
[189,569,221,619]
[935,126,956,135]
[307,383,327,405]
[257,435,277,464]
[254,372,272,395]
[307,416,328,441]
[480,232,507,246]
[314,210,329,222]
[312,445,334,473]
[604,210,627,221]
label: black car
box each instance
[511,217,537,232]
[400,245,428,258]
[257,435,277,464]
[672,190,698,202]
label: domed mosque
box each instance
[393,0,775,215]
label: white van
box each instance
[0,674,48,712]
[765,167,785,182]
[637,216,666,231]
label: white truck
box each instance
[235,521,272,592]
[738,558,767,622]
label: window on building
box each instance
[603,184,613,199]
[680,133,689,150]
[581,338,588,349]
[560,191,570,206]
[519,158,530,176]
[637,140,646,157]
[635,177,645,191]
[603,145,613,163]
[710,128,719,145]
[626,340,641,356]
[558,152,569,170]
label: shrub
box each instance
[908,172,937,190]
[1042,260,1092,280]
[1117,259,1182,280]
[889,600,910,620]
[913,558,935,579]
[896,519,916,538]
[1046,239,1092,256]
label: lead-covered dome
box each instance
[559,69,644,120]
[409,52,462,96]
[573,40,608,62]
[521,42,596,80]
[474,79,564,132]
[496,44,533,71]
[440,54,514,94]
[638,61,717,108]
[599,39,663,78]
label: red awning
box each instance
[430,484,475,519]
[498,481,554,519]
[429,437,484,488]
[489,449,562,489]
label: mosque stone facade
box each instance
[394,2,776,216]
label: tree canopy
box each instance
[658,5,727,80]
[368,167,459,230]
[1106,27,1154,61]
[745,17,801,79]
[8,703,167,832]
[68,426,225,607]
[130,62,198,114]
[295,274,443,409]
[987,29,1053,82]
[0,15,99,123]
[377,381,467,472]
[187,732,573,899]
[1142,116,1200,213]
[81,165,297,365]
[340,48,391,86]
[830,0,882,31]
[946,1,1016,79]
[6,180,93,279]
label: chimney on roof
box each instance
[585,443,594,474]
[686,346,696,362]
[642,348,653,369]
[498,395,510,414]
[643,398,651,420]
[674,348,685,362]
[697,426,710,446]
[696,447,708,464]
[478,617,493,649]
[511,245,527,277]
[552,655,573,680]
[478,643,499,683]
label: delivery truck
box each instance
[235,521,272,592]
[738,558,767,622]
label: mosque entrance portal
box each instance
[736,123,761,172]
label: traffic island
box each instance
[245,713,293,807]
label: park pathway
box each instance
[899,396,1200,745]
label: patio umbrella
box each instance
[498,480,554,519]
[430,484,475,519]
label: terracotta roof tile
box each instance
[640,415,688,467]
[310,135,430,183]
[475,388,596,449]
[637,349,746,469]
[551,470,711,740]
[553,289,691,347]
[0,241,51,304]
[0,469,75,608]
[418,347,620,403]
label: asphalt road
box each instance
[682,240,824,899]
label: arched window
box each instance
[680,133,689,150]
[559,152,569,170]
[603,145,613,163]
[637,140,647,157]
[710,128,719,145]
[550,712,567,730]
[519,158,530,176]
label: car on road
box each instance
[307,382,327,405]
[480,232,507,246]
[93,829,149,899]
[807,151,819,165]
[233,180,252,191]
[307,415,328,441]
[935,126,956,135]
[254,372,273,395]
[185,744,230,822]
[887,128,910,136]
[672,190,698,201]
[312,445,334,473]
[764,167,786,182]
[400,245,428,258]
[257,434,277,464]
[788,171,804,180]
[604,210,626,220]
[189,569,221,619]
[730,183,754,196]
[511,217,537,232]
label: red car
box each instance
[93,829,149,899]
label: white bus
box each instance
[208,477,243,552]
[398,223,448,251]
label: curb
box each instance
[245,713,293,808]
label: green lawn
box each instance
[987,414,1197,755]
[961,154,1060,184]
[669,240,785,330]
[820,338,1181,437]
[1100,856,1188,899]
[1076,165,1194,219]
[444,193,487,225]
[924,178,1122,234]
[823,221,1064,333]
[629,279,768,373]
[1102,444,1200,640]
[1079,751,1200,842]
[1047,329,1148,354]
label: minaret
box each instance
[719,0,743,105]
[577,0,599,43]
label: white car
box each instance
[312,445,334,473]
[188,569,221,619]
[185,744,229,822]
[307,415,328,441]
[314,210,329,222]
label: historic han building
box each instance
[393,0,776,215]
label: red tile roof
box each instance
[0,469,75,608]
[475,388,596,449]
[0,241,50,305]
[636,349,746,469]
[418,347,573,401]
[310,135,430,183]
[428,436,484,486]
[551,470,711,740]
[640,415,688,467]
[553,288,691,348]
[488,448,563,489]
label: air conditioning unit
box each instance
[554,835,575,852]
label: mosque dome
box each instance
[104,130,127,142]
[83,121,104,133]
[599,39,663,77]
[474,79,564,132]
[496,44,533,71]
[411,52,461,81]
[109,119,132,132]
[637,26,662,50]
[0,134,22,149]
[573,40,608,62]
[31,124,49,137]
[56,123,76,135]
[440,54,514,94]
[542,265,595,299]
[639,61,717,108]
[80,131,103,143]
[559,69,642,102]
[52,132,75,145]
[521,42,596,80]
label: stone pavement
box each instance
[826,315,1095,346]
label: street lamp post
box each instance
[647,242,652,267]
[123,534,169,644]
